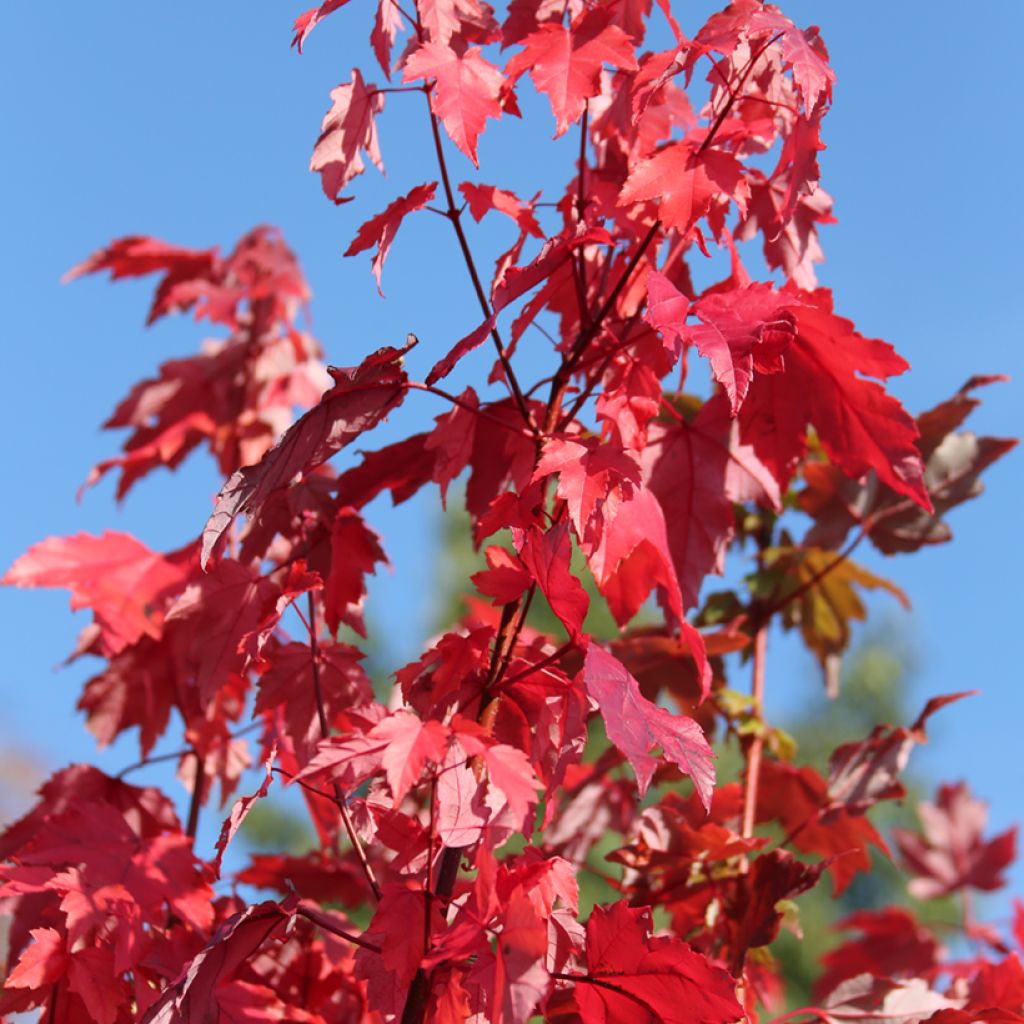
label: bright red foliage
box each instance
[2,2,1018,1023]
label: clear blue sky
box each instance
[1,1,1021,910]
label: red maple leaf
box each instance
[893,782,1018,899]
[344,182,438,292]
[505,7,637,137]
[2,531,188,657]
[573,901,743,1023]
[403,42,504,166]
[201,339,413,566]
[311,68,385,203]
[583,642,714,808]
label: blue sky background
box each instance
[1,1,1022,916]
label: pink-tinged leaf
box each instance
[577,902,744,1024]
[893,782,1018,899]
[5,928,68,990]
[62,236,220,325]
[505,8,637,137]
[458,182,544,237]
[516,523,589,639]
[291,0,352,52]
[344,182,438,293]
[370,711,451,802]
[747,11,835,113]
[139,899,295,1024]
[619,138,748,236]
[403,43,503,166]
[2,531,188,657]
[533,436,641,550]
[213,751,275,879]
[311,68,384,203]
[583,642,714,808]
[325,506,389,636]
[482,744,540,825]
[644,269,690,356]
[739,293,930,508]
[201,339,412,567]
[437,757,490,847]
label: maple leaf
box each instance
[814,909,941,1001]
[645,273,796,415]
[573,901,743,1024]
[371,711,451,802]
[893,782,1017,900]
[140,898,296,1024]
[826,692,973,814]
[458,182,544,237]
[164,558,281,704]
[403,43,503,166]
[761,544,909,689]
[821,974,963,1024]
[324,506,389,636]
[642,395,779,610]
[472,545,533,605]
[344,183,438,293]
[619,137,748,237]
[534,436,640,551]
[1,531,188,657]
[583,642,714,808]
[291,0,351,51]
[201,339,412,567]
[62,236,219,325]
[739,292,930,507]
[311,68,385,203]
[516,523,590,639]
[801,376,1017,555]
[256,641,371,762]
[505,8,637,137]
[4,927,68,990]
[757,759,888,896]
[212,753,274,880]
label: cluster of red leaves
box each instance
[1,1,1018,1023]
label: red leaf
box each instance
[5,928,68,990]
[212,752,275,880]
[371,711,451,802]
[505,9,637,137]
[576,901,743,1024]
[324,506,389,636]
[619,138,748,237]
[201,339,412,567]
[583,643,714,809]
[458,182,544,237]
[2,531,188,657]
[472,545,532,605]
[344,182,438,293]
[62,236,219,325]
[291,0,351,51]
[739,293,930,507]
[140,899,295,1024]
[893,782,1018,899]
[403,43,503,166]
[516,522,589,639]
[311,68,385,203]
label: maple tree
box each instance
[1,1,1020,1022]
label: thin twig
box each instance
[421,89,535,430]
